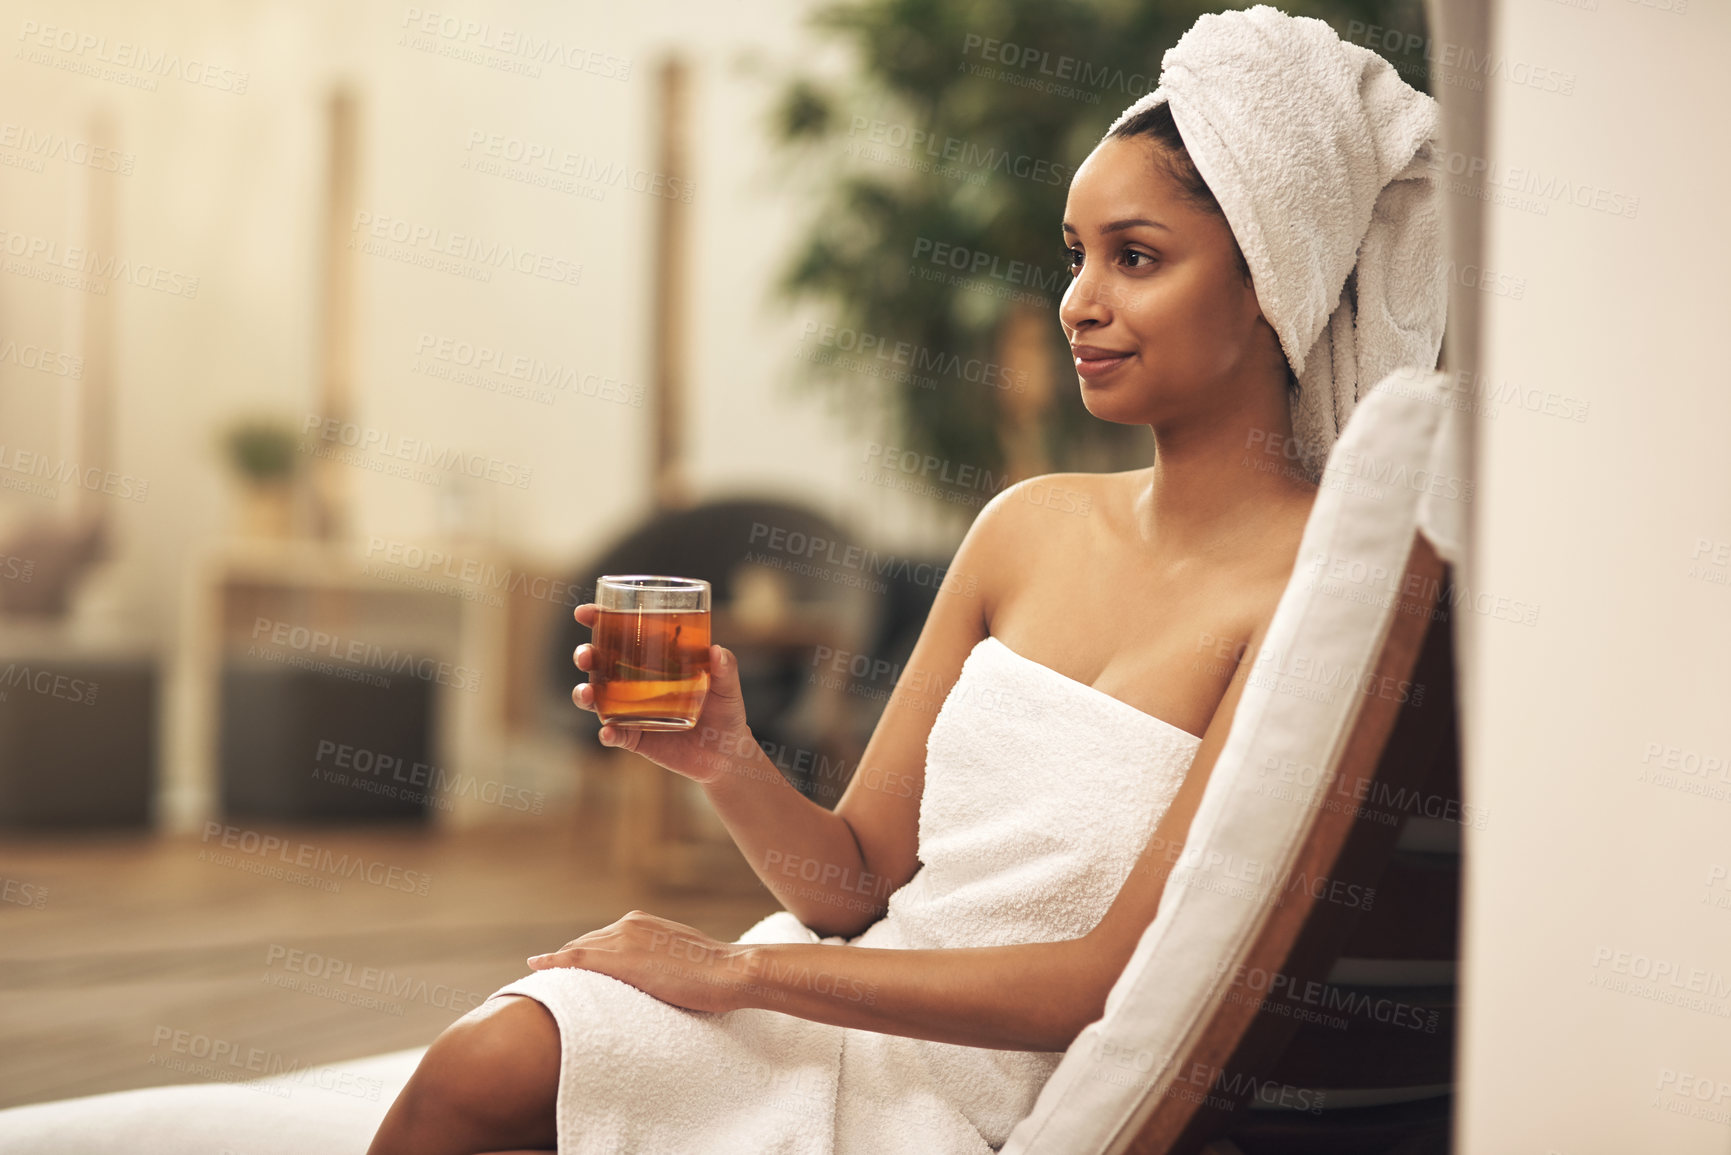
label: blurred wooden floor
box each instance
[0,805,779,1110]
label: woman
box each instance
[368,8,1442,1153]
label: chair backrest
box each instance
[1137,546,1460,1155]
[1002,367,1467,1155]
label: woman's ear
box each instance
[1250,308,1288,383]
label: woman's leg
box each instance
[367,993,561,1155]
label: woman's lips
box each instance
[1073,349,1133,380]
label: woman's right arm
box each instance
[703,493,1013,937]
[572,490,1017,938]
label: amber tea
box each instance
[591,576,711,730]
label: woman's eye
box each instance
[1122,248,1156,268]
[1063,246,1083,274]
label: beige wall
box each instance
[0,0,958,653]
[1459,0,1731,1148]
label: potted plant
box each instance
[220,417,301,538]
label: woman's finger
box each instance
[598,722,642,753]
[527,946,581,969]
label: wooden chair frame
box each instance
[1124,533,1459,1154]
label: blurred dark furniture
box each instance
[0,652,156,829]
[556,497,950,886]
[218,666,432,823]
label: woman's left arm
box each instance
[528,910,1108,1051]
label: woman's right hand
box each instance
[570,602,760,786]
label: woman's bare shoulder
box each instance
[989,471,1103,521]
[969,472,1104,631]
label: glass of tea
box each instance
[591,575,712,730]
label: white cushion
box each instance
[0,1046,425,1154]
[1002,366,1456,1154]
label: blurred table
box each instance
[161,538,510,833]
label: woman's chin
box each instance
[1078,381,1150,424]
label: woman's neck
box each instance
[1133,397,1315,558]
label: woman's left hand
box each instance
[527,910,753,1014]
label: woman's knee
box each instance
[380,995,560,1149]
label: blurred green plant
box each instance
[767,0,1429,505]
[220,417,301,484]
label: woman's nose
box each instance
[1059,268,1110,332]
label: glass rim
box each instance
[597,573,710,591]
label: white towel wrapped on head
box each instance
[1108,3,1448,481]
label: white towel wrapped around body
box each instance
[491,633,1203,1153]
[1108,3,1448,481]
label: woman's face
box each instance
[1060,134,1279,424]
